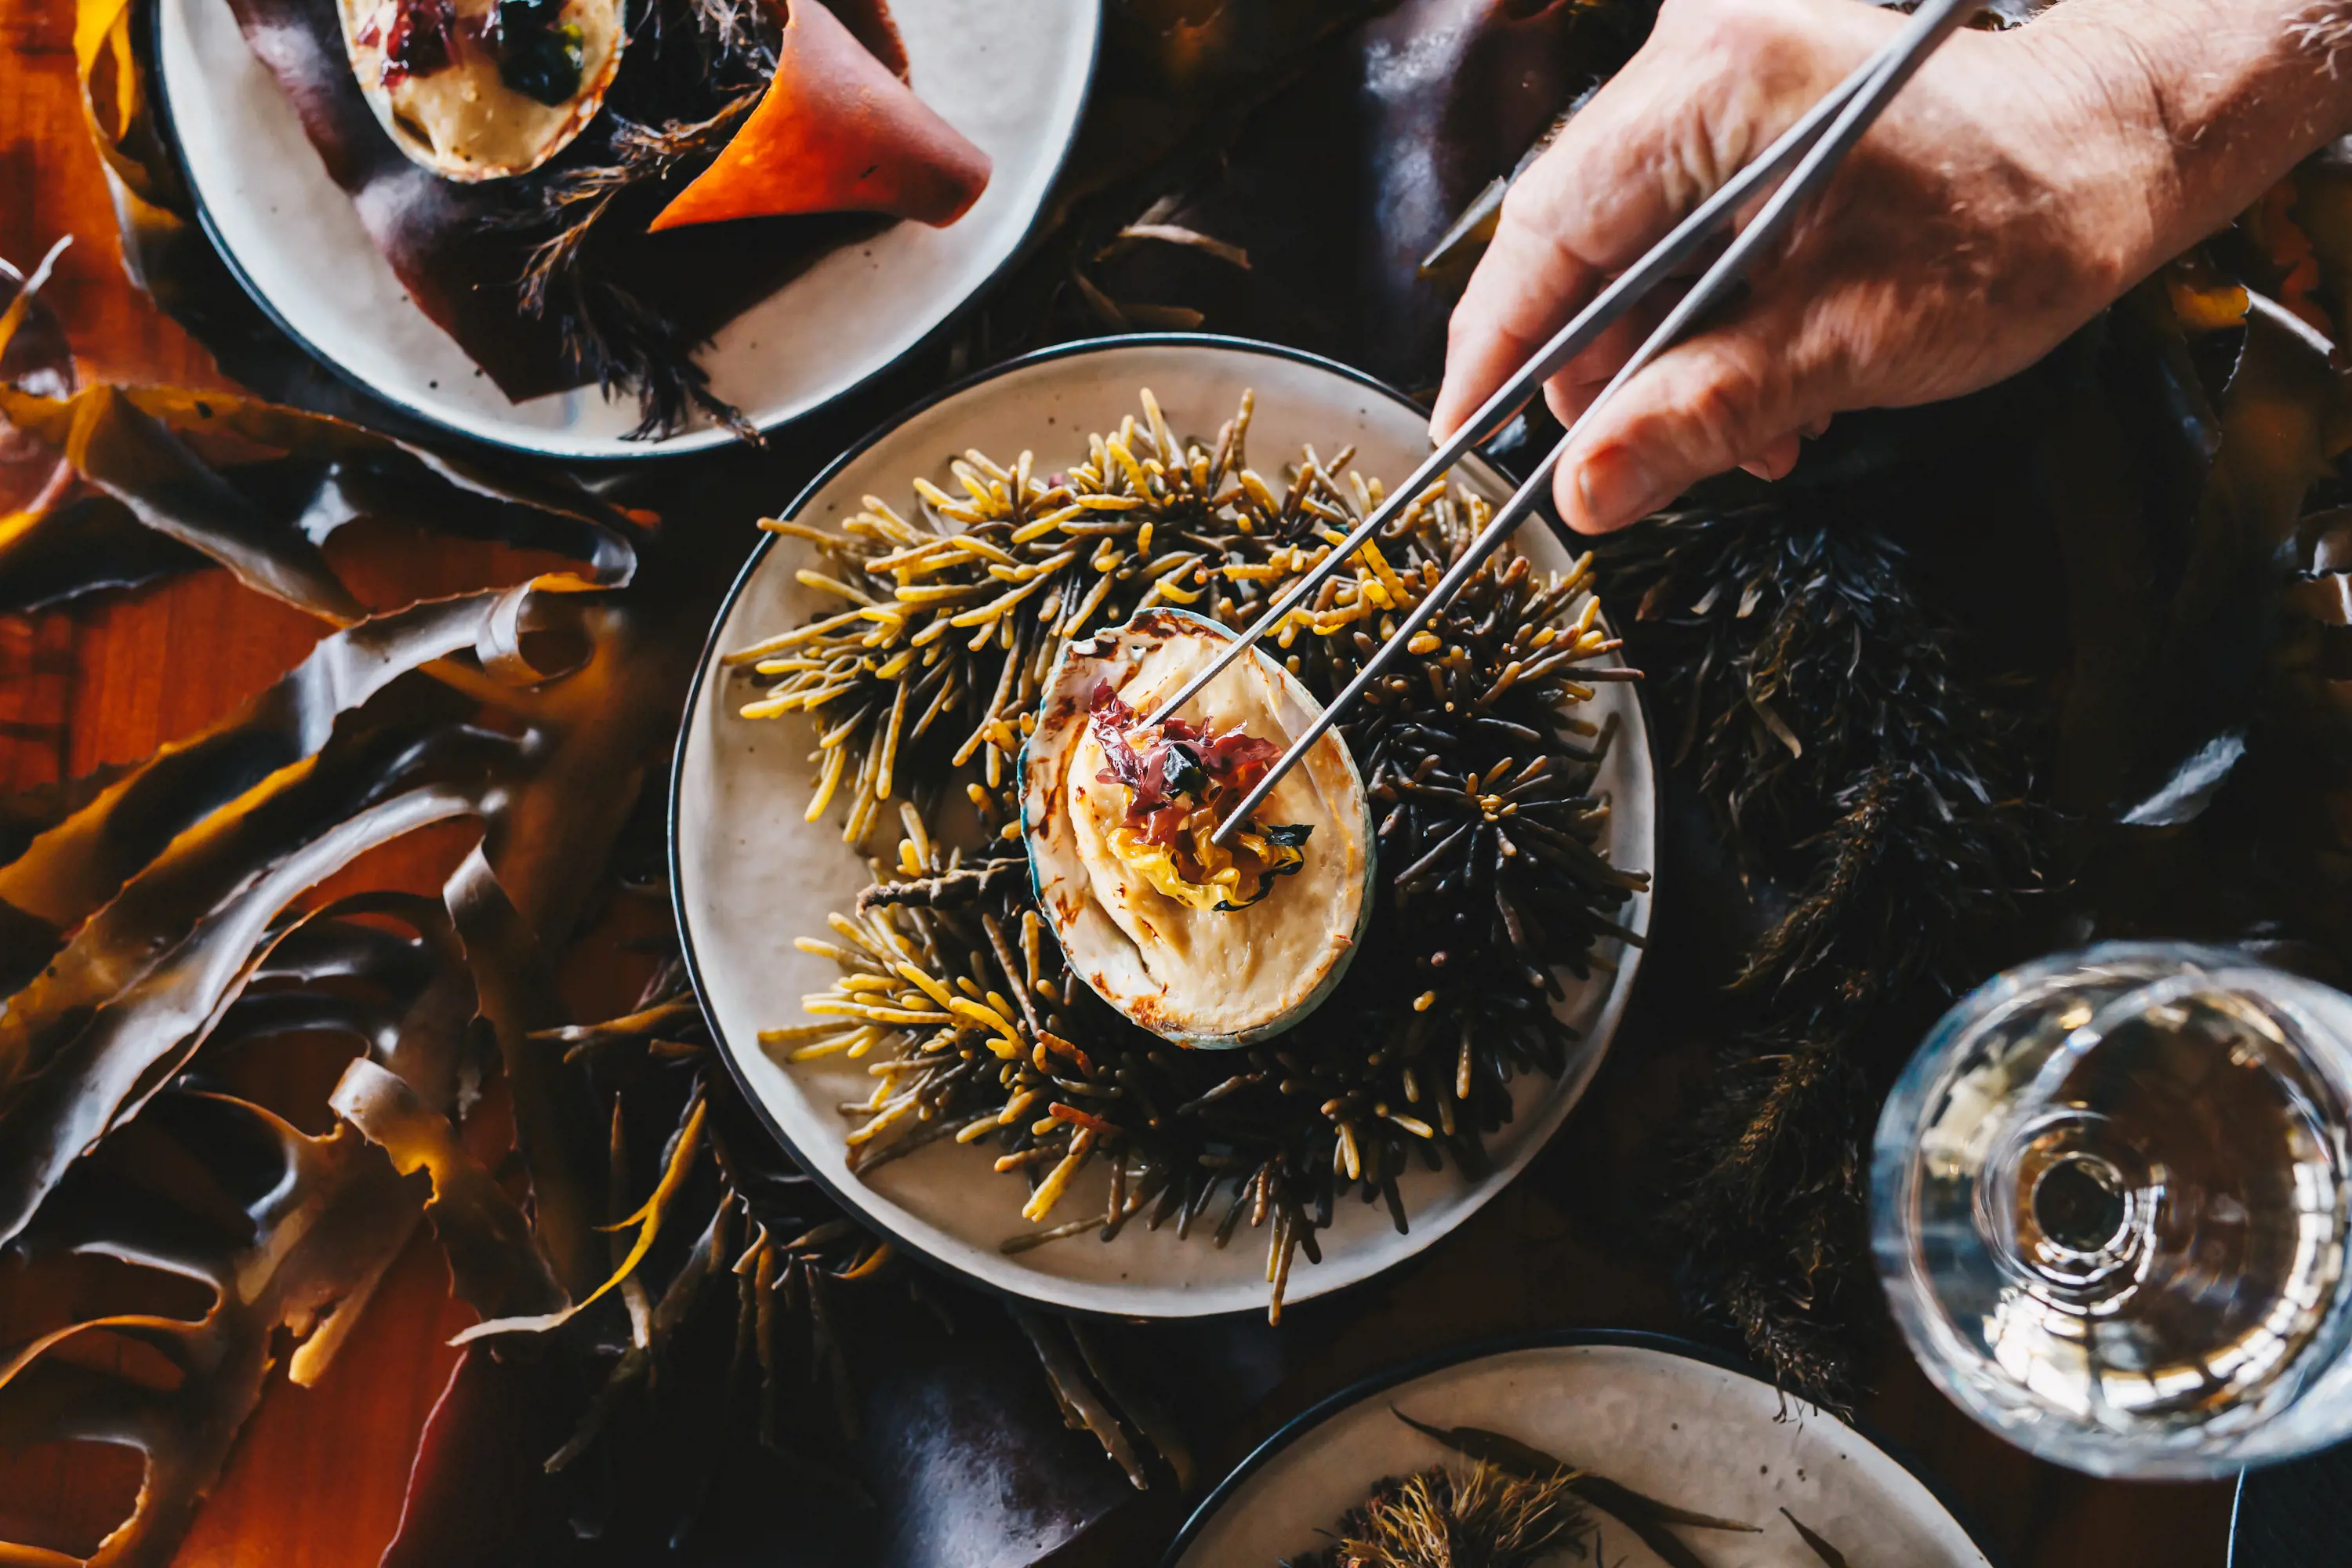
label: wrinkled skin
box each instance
[1434,0,2352,533]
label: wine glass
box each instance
[1872,942,2352,1478]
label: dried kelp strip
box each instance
[0,493,207,615]
[1014,1306,1149,1489]
[761,391,1645,1319]
[0,1099,416,1567]
[0,584,575,982]
[0,373,645,615]
[452,1092,706,1343]
[0,883,478,1568]
[331,1058,566,1322]
[0,731,509,1245]
[0,383,367,622]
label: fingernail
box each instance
[1575,446,1664,531]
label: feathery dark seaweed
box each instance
[488,0,779,439]
[1290,1461,1589,1568]
[1602,500,2038,1400]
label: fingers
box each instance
[1430,17,1746,440]
[1738,432,1803,481]
[1428,189,1602,444]
[1549,311,1837,533]
[1431,0,1857,441]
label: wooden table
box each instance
[0,2,2236,1562]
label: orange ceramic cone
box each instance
[649,0,992,233]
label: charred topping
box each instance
[491,0,586,104]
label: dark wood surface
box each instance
[0,2,2234,1561]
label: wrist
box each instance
[2001,9,2186,303]
[2016,0,2352,285]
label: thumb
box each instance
[1549,322,1824,533]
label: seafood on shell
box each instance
[339,0,626,181]
[1021,610,1374,1051]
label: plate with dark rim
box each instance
[668,334,1655,1317]
[1164,1330,2002,1567]
[151,0,1098,459]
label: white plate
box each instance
[670,336,1656,1316]
[153,0,1098,459]
[1167,1334,1998,1568]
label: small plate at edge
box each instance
[152,0,1099,459]
[1166,1331,2002,1568]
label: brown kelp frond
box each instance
[766,392,1646,1320]
[1601,503,2039,1400]
[0,350,699,1565]
[0,895,476,1568]
[0,372,643,618]
[1296,1461,1587,1568]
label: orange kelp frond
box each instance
[648,0,991,233]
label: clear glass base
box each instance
[1873,943,2352,1478]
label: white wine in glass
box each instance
[1873,943,2352,1478]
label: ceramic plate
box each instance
[152,0,1098,459]
[1167,1333,1999,1567]
[670,335,1656,1317]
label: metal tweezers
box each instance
[1157,0,1982,845]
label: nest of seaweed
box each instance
[726,390,1650,1319]
[487,0,780,437]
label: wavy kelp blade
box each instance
[2045,282,2339,826]
[331,1058,568,1321]
[4,891,490,1559]
[0,764,492,1246]
[0,708,501,1094]
[0,381,644,613]
[0,492,208,614]
[0,383,366,622]
[449,1095,703,1344]
[0,1092,423,1568]
[442,846,604,1299]
[0,587,550,984]
[650,0,991,233]
[0,760,131,868]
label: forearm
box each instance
[2027,0,2352,281]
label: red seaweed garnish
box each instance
[1085,681,1304,880]
[383,0,459,86]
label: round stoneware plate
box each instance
[1166,1333,1999,1568]
[152,0,1098,459]
[670,336,1656,1316]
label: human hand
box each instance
[1431,0,2186,533]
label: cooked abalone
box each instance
[1021,610,1372,1050]
[340,0,624,181]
